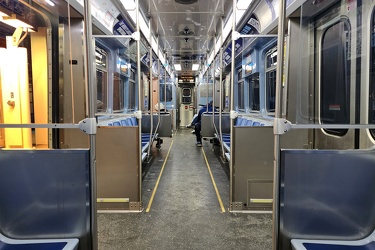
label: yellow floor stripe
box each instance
[145,138,175,213]
[201,147,226,213]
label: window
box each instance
[265,48,277,112]
[160,84,172,102]
[237,80,244,110]
[320,20,350,136]
[237,68,244,110]
[113,73,125,112]
[127,68,136,111]
[183,88,191,96]
[95,46,108,112]
[249,73,260,111]
[182,88,191,104]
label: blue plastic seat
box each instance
[113,121,121,126]
[130,117,137,126]
[0,233,78,250]
[245,119,253,126]
[240,118,247,126]
[235,117,243,126]
[120,119,128,126]
[291,230,375,250]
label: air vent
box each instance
[175,0,198,4]
[178,28,195,36]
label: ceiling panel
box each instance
[140,0,232,76]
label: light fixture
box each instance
[0,11,9,17]
[192,64,199,71]
[174,64,182,71]
[45,0,55,6]
[0,14,34,31]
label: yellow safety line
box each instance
[97,198,129,203]
[146,138,175,213]
[249,199,273,203]
[201,147,226,213]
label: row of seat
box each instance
[98,116,158,162]
[218,116,272,161]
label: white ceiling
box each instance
[141,0,233,75]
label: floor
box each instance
[98,128,272,250]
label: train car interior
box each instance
[0,0,375,249]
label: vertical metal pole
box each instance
[229,0,236,207]
[148,18,153,157]
[219,17,225,160]
[206,57,209,109]
[164,53,167,111]
[136,0,143,209]
[273,1,287,249]
[157,36,161,129]
[83,0,97,249]
[212,38,216,129]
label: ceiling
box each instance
[1,0,235,77]
[139,0,233,76]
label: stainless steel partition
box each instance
[201,113,230,138]
[201,113,217,138]
[142,113,172,137]
[232,127,308,211]
[233,127,274,211]
[279,148,375,250]
[0,149,91,250]
[96,126,140,210]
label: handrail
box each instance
[273,0,287,249]
[148,17,153,157]
[155,36,161,139]
[219,17,225,160]
[83,0,98,248]
[212,39,219,138]
[229,0,237,208]
[136,0,143,211]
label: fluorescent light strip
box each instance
[0,15,34,31]
[0,11,9,17]
[174,64,181,71]
[45,0,55,6]
[192,64,199,71]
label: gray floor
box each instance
[98,129,272,250]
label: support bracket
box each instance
[232,31,240,41]
[131,31,140,41]
[273,118,292,135]
[134,110,142,119]
[79,118,97,135]
[230,110,238,120]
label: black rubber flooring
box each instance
[98,128,272,250]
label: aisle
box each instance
[98,129,272,250]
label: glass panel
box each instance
[96,46,108,112]
[160,84,172,102]
[240,36,277,114]
[0,0,95,149]
[94,37,130,114]
[237,68,244,110]
[127,68,136,111]
[265,47,277,113]
[249,73,260,111]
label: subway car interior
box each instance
[1,0,375,249]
